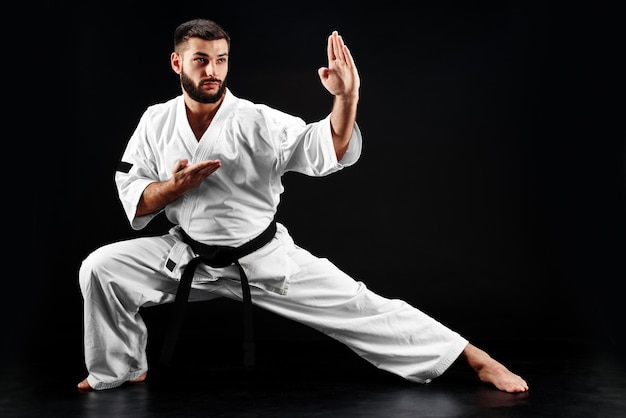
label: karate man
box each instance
[77,18,528,393]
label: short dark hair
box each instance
[174,18,231,53]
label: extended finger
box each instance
[199,161,222,174]
[327,31,336,61]
[203,164,221,174]
[191,160,221,170]
[342,44,356,69]
[334,33,346,62]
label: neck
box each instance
[184,93,223,118]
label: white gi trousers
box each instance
[79,225,468,390]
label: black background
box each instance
[8,0,624,375]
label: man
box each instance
[77,18,528,393]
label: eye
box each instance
[195,57,208,64]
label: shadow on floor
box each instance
[2,337,625,418]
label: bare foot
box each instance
[461,343,529,393]
[133,372,148,383]
[77,372,147,390]
[77,378,92,390]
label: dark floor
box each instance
[2,334,625,418]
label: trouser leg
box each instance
[226,246,468,384]
[78,236,180,390]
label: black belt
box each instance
[158,220,277,369]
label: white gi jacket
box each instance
[115,89,363,295]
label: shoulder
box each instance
[141,96,180,121]
[228,92,302,127]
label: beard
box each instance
[180,70,226,104]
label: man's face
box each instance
[173,37,229,104]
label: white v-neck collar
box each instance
[175,89,237,160]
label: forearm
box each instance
[330,94,359,160]
[136,179,183,217]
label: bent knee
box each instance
[78,244,125,292]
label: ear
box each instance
[171,52,182,74]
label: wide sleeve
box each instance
[280,113,363,176]
[114,111,163,230]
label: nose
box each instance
[204,62,216,77]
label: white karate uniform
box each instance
[79,89,468,390]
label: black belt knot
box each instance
[158,220,277,369]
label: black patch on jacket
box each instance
[117,161,133,173]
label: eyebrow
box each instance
[192,51,229,58]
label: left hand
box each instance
[318,31,360,99]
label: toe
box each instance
[77,378,92,390]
